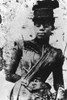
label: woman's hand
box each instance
[21,78,29,86]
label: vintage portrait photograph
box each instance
[0,0,67,100]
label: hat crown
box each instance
[32,0,59,10]
[32,0,59,19]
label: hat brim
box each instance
[32,17,55,24]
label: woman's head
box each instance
[31,0,59,38]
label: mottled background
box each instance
[0,0,67,100]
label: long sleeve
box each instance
[3,38,24,82]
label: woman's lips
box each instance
[37,33,45,36]
[37,31,53,37]
[37,33,45,38]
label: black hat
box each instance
[32,0,59,26]
[32,0,59,18]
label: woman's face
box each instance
[34,22,52,38]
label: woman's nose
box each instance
[39,25,44,31]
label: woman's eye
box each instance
[43,25,48,28]
[35,23,40,27]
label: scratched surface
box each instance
[0,0,67,100]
